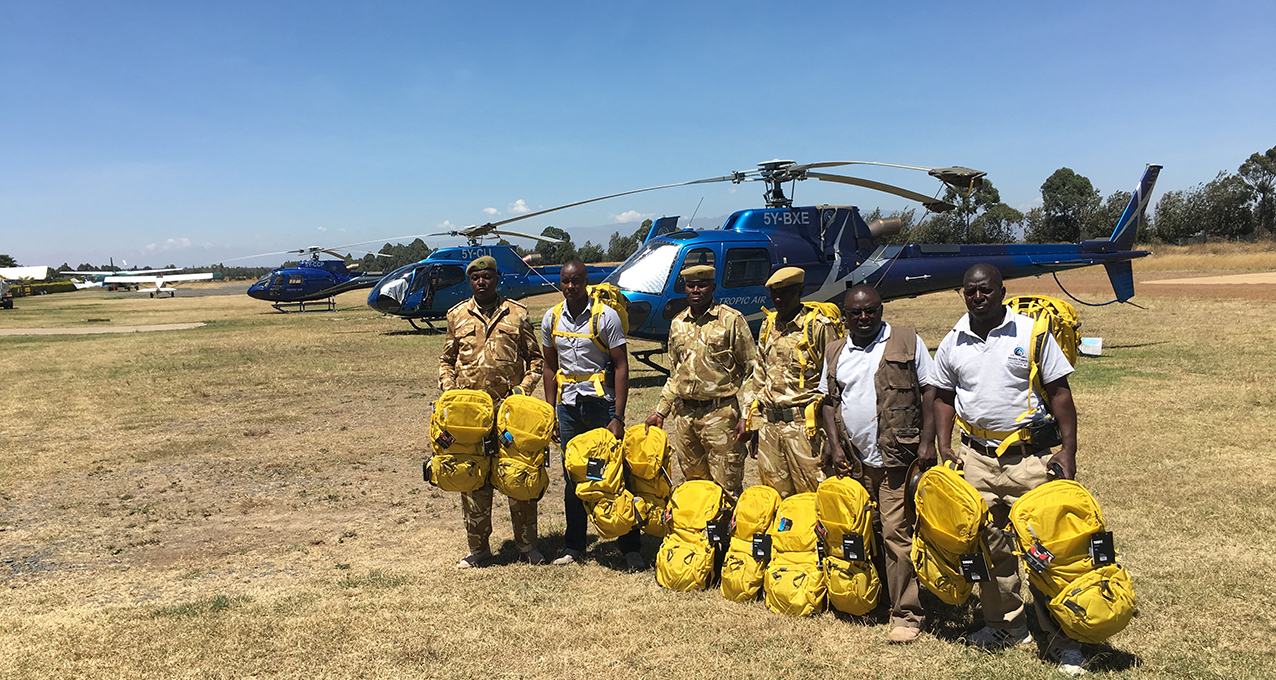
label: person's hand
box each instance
[733,417,749,442]
[644,413,664,433]
[747,431,759,459]
[827,441,853,476]
[917,441,937,470]
[1047,448,1076,480]
[937,445,960,468]
[606,417,624,439]
[552,423,561,445]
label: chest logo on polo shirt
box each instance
[1007,346,1030,371]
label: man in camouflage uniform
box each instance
[735,266,840,498]
[644,264,756,500]
[439,255,545,568]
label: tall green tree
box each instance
[1026,168,1101,243]
[1198,171,1254,239]
[1238,145,1276,238]
[0,254,17,267]
[606,220,650,261]
[535,226,576,265]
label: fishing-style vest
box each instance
[823,326,923,468]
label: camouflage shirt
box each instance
[748,309,838,410]
[656,303,757,417]
[439,296,543,401]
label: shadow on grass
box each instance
[629,376,667,389]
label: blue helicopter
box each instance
[594,159,1159,369]
[365,222,621,331]
[242,246,389,312]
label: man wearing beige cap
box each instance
[736,266,841,497]
[439,255,545,568]
[644,264,756,500]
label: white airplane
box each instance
[101,272,220,297]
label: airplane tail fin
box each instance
[1107,164,1161,251]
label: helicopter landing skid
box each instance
[271,297,336,313]
[630,346,670,375]
[408,318,446,334]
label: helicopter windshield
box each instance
[605,241,679,295]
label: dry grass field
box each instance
[2,255,1274,679]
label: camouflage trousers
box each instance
[461,483,537,554]
[756,418,825,498]
[669,397,747,500]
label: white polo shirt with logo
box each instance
[932,308,1073,447]
[817,322,937,468]
[541,303,627,406]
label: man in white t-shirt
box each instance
[933,263,1084,676]
[818,284,937,644]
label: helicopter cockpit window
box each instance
[433,265,466,290]
[673,248,715,294]
[605,241,680,295]
[254,275,271,287]
[270,275,286,289]
[722,248,771,289]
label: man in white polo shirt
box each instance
[933,263,1084,676]
[819,284,937,644]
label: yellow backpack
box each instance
[425,389,495,493]
[563,428,625,503]
[910,463,993,606]
[491,394,555,502]
[587,490,639,539]
[623,425,674,537]
[765,492,827,616]
[721,485,782,603]
[815,477,881,616]
[656,480,731,592]
[1009,480,1135,643]
[1006,295,1080,366]
[549,283,631,400]
[757,301,845,391]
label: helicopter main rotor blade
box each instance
[806,171,956,213]
[483,174,740,230]
[491,229,563,245]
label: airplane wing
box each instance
[103,273,215,284]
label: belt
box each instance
[677,395,736,410]
[762,404,804,423]
[961,432,1039,457]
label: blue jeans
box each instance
[558,398,642,554]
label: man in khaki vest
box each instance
[439,255,545,568]
[644,264,756,500]
[818,284,937,643]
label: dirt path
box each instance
[1143,272,1276,285]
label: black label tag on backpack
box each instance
[435,431,455,449]
[814,520,828,542]
[1089,531,1116,565]
[960,553,992,582]
[1024,541,1055,573]
[499,430,515,447]
[752,533,771,561]
[776,516,792,532]
[705,520,726,547]
[843,534,865,561]
[585,458,606,481]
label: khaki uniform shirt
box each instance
[439,296,543,400]
[656,303,757,417]
[748,309,837,411]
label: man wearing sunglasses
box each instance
[818,284,937,644]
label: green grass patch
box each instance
[150,594,251,619]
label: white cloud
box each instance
[317,226,327,232]
[483,207,500,216]
[142,237,192,253]
[508,199,530,214]
[727,187,737,194]
[611,210,654,223]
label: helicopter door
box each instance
[424,264,467,314]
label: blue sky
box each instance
[2,1,1273,267]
